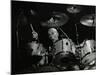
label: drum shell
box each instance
[81,40,95,57]
[51,38,75,55]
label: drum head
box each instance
[53,51,77,68]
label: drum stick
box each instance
[30,24,35,32]
[59,27,70,40]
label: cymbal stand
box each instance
[75,23,79,45]
[75,23,84,69]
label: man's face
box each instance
[48,28,59,42]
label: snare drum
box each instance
[51,38,76,55]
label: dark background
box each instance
[11,1,96,74]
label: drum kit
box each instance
[40,8,95,70]
[28,6,96,71]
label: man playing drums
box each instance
[48,28,79,70]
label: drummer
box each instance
[48,28,79,70]
[48,28,76,55]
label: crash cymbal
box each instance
[41,12,68,27]
[80,14,96,27]
[66,5,81,14]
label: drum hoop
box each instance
[81,52,96,65]
[81,52,91,60]
[54,51,72,56]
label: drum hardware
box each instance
[44,52,49,64]
[74,23,83,65]
[74,23,80,46]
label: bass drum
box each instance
[52,51,79,70]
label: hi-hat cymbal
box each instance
[80,14,96,27]
[66,5,81,14]
[41,12,69,27]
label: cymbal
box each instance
[41,12,68,27]
[80,14,96,27]
[66,5,81,14]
